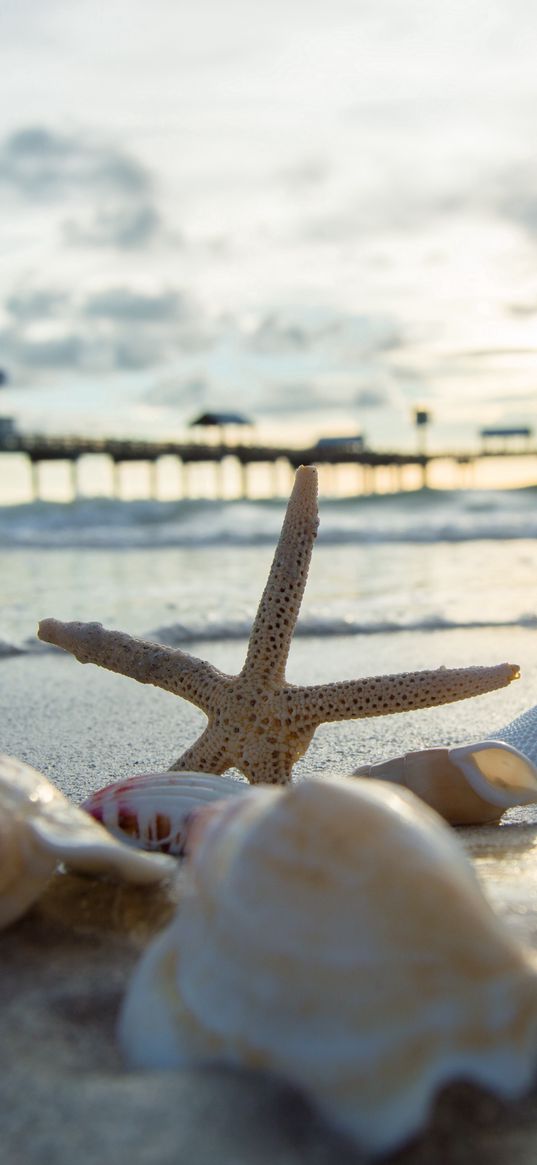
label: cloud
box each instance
[0,126,148,198]
[83,287,190,323]
[144,375,210,409]
[6,288,68,321]
[63,204,163,250]
[1,279,211,380]
[0,126,163,249]
[256,383,328,414]
[450,347,537,359]
[493,164,537,239]
[1,323,167,376]
[278,157,331,191]
[2,332,84,370]
[507,301,537,317]
[354,388,392,408]
[248,306,401,357]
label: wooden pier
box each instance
[0,431,436,499]
[0,430,535,499]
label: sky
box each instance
[1,0,537,452]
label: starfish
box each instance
[38,466,519,785]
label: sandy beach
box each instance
[2,624,537,1164]
[4,0,537,1154]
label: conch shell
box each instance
[118,776,537,1154]
[82,772,248,855]
[0,754,175,929]
[354,703,537,825]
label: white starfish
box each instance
[38,466,519,784]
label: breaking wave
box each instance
[1,487,537,548]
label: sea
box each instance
[1,484,537,661]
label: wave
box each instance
[1,488,537,547]
[8,612,533,659]
[0,638,25,659]
[151,612,537,644]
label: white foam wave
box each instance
[1,489,537,548]
[0,639,25,659]
[151,611,537,645]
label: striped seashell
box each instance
[82,771,248,855]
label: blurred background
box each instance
[1,0,537,472]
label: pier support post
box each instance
[362,465,374,495]
[239,462,249,499]
[175,459,185,498]
[69,459,79,500]
[180,460,190,499]
[215,458,226,499]
[111,460,122,498]
[148,460,159,500]
[29,459,40,501]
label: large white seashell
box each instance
[354,702,537,825]
[0,754,175,929]
[118,776,537,1154]
[82,772,248,854]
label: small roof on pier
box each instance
[189,411,253,427]
[315,434,364,449]
[480,426,532,438]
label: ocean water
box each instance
[1,485,536,660]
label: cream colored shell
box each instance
[354,703,537,825]
[118,776,537,1153]
[0,754,175,929]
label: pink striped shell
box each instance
[82,771,248,855]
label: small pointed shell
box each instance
[118,776,537,1154]
[82,772,248,854]
[0,754,175,928]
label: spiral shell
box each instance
[0,754,175,929]
[118,776,537,1153]
[354,703,537,825]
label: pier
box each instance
[0,431,438,500]
[0,425,535,500]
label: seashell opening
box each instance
[450,740,537,808]
[118,776,537,1153]
[354,737,537,826]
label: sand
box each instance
[2,627,537,1164]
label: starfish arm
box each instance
[169,725,232,774]
[38,618,221,709]
[242,465,319,686]
[289,662,520,728]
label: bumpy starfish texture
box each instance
[38,467,519,785]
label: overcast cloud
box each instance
[1,0,537,448]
